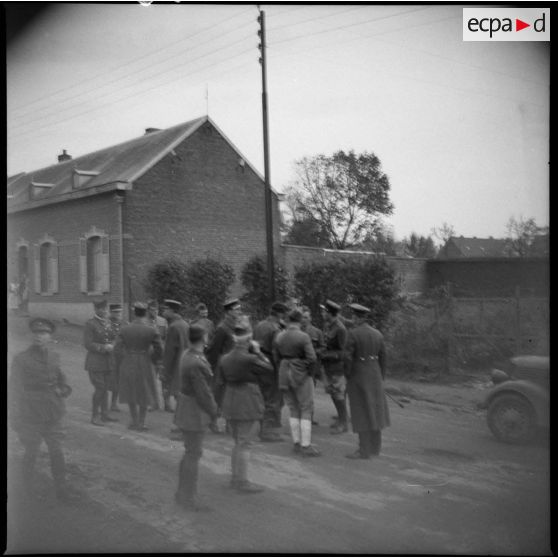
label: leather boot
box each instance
[369,430,382,456]
[330,400,348,434]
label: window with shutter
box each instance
[100,235,110,293]
[40,243,51,293]
[33,244,41,294]
[50,244,59,293]
[87,236,102,292]
[79,237,87,293]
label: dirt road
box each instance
[6,317,551,555]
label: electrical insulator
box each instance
[259,57,263,64]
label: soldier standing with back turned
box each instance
[344,303,390,459]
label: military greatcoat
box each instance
[115,319,163,407]
[173,348,218,432]
[345,322,390,432]
[163,316,190,396]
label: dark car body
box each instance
[479,355,549,444]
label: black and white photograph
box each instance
[6,1,550,555]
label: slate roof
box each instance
[444,236,508,257]
[8,116,256,212]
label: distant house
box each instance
[7,116,281,323]
[438,236,508,259]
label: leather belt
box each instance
[357,355,378,361]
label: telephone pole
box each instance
[257,8,276,302]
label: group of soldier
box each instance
[8,294,391,511]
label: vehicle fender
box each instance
[484,381,549,426]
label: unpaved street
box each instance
[6,317,551,555]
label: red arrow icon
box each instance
[516,19,530,31]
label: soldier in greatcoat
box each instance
[206,297,242,433]
[84,299,118,426]
[107,303,125,413]
[162,299,190,411]
[147,299,168,411]
[253,301,289,442]
[173,324,219,511]
[344,303,391,459]
[274,309,320,457]
[319,300,349,434]
[218,316,272,493]
[190,302,216,341]
[114,302,164,431]
[9,318,78,502]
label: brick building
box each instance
[7,117,281,323]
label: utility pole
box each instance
[258,8,276,302]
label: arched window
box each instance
[33,236,59,295]
[80,228,110,294]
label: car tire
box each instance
[487,392,536,444]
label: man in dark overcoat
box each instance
[274,309,319,457]
[344,303,390,459]
[147,299,168,411]
[206,297,242,433]
[162,299,190,409]
[84,299,118,426]
[319,300,349,434]
[107,303,125,413]
[173,324,219,511]
[114,302,164,431]
[253,301,288,442]
[9,318,78,502]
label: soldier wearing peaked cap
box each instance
[114,302,164,431]
[161,300,190,418]
[84,300,118,426]
[205,298,242,433]
[344,303,390,459]
[107,303,126,413]
[173,324,219,511]
[190,302,216,343]
[217,315,272,493]
[9,317,79,502]
[319,299,349,435]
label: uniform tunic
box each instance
[321,317,348,400]
[190,316,216,342]
[345,323,390,432]
[115,319,163,407]
[84,315,114,396]
[173,348,218,432]
[9,344,70,444]
[301,322,325,380]
[107,317,125,393]
[218,347,271,422]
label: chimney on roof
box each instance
[145,128,161,135]
[58,149,72,163]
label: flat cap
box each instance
[109,303,123,311]
[349,303,371,315]
[223,297,241,310]
[29,317,56,334]
[133,301,147,310]
[324,299,341,314]
[93,299,108,309]
[164,299,183,310]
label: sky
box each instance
[6,2,549,241]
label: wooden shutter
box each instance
[79,237,87,293]
[99,235,110,293]
[49,244,59,293]
[33,244,41,294]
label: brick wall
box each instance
[280,244,428,295]
[427,257,550,297]
[124,121,281,299]
[7,194,123,318]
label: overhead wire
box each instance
[9,6,254,116]
[9,22,259,137]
